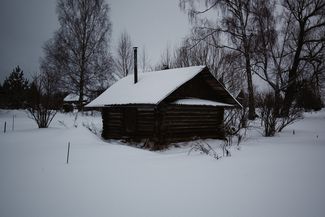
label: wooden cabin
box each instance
[86,66,241,149]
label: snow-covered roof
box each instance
[86,66,206,107]
[172,98,234,107]
[64,93,89,102]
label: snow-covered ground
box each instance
[0,109,325,217]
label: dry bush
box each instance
[27,105,57,128]
[26,76,57,128]
[258,92,303,136]
[224,107,249,146]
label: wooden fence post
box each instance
[12,115,15,131]
[66,142,71,164]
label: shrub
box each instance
[259,92,303,136]
[26,76,57,128]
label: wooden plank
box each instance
[166,122,220,127]
[166,107,222,112]
[106,120,123,123]
[167,127,221,132]
[107,114,123,118]
[137,113,154,116]
[164,116,219,120]
[137,108,155,112]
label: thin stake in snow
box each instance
[12,115,15,131]
[66,142,71,164]
[3,121,6,133]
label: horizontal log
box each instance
[106,114,123,118]
[165,128,221,133]
[166,106,223,111]
[137,112,155,115]
[165,109,222,113]
[164,122,220,127]
[136,125,155,130]
[104,121,123,125]
[165,123,221,127]
[164,116,220,120]
[106,117,123,121]
[137,117,155,120]
[164,130,223,136]
[135,132,154,137]
[106,111,123,114]
[164,109,221,113]
[164,119,220,123]
[137,120,155,123]
[136,124,155,128]
[105,111,123,114]
[166,127,222,132]
[137,108,155,111]
[106,118,123,122]
[165,111,221,115]
[138,122,155,126]
[104,122,122,126]
[164,118,221,123]
[137,117,154,120]
[164,115,220,120]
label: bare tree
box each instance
[249,0,285,116]
[172,39,192,68]
[280,0,325,115]
[158,43,173,70]
[172,24,244,95]
[40,37,63,95]
[115,31,133,77]
[180,0,258,120]
[41,0,113,110]
[140,45,150,72]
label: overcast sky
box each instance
[0,0,191,82]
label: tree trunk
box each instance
[244,51,256,120]
[282,21,305,116]
[273,88,281,117]
[79,60,85,111]
[79,71,84,111]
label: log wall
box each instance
[102,106,155,140]
[102,104,225,148]
[160,105,225,143]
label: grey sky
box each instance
[0,0,191,82]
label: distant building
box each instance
[87,66,241,149]
[63,93,89,110]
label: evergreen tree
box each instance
[2,66,29,108]
[0,82,4,107]
[27,80,41,107]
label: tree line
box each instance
[174,0,324,119]
[1,0,324,131]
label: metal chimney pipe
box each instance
[133,47,138,84]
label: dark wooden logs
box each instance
[161,105,224,143]
[101,104,225,148]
